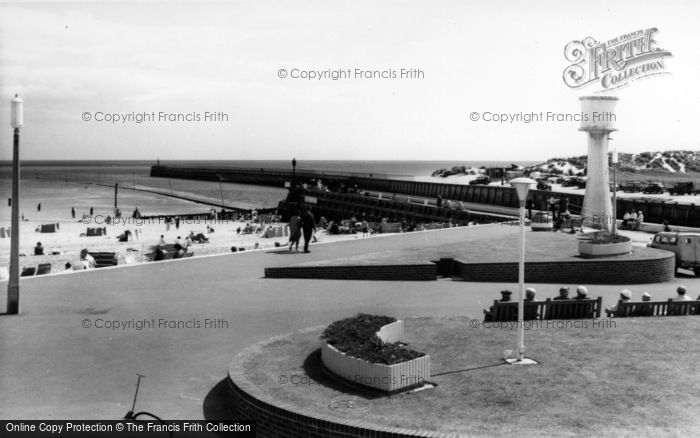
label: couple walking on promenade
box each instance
[288,207,316,253]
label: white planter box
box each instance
[579,239,632,257]
[376,320,404,343]
[321,320,431,392]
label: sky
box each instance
[0,0,698,162]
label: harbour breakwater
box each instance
[150,165,700,227]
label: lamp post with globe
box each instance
[508,177,537,364]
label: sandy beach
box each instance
[0,180,366,278]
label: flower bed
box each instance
[320,314,431,392]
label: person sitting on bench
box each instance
[621,211,631,229]
[672,285,691,301]
[80,248,96,269]
[483,290,512,321]
[573,286,591,300]
[606,289,632,317]
[632,292,654,316]
[553,287,570,300]
[34,242,44,256]
[632,211,644,231]
[523,288,540,320]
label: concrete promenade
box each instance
[1,225,697,420]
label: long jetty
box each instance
[150,165,700,227]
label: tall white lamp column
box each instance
[508,177,537,365]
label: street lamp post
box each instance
[509,177,537,364]
[7,94,23,315]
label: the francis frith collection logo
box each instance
[563,28,672,91]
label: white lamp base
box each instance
[505,358,539,365]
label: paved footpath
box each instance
[1,225,697,420]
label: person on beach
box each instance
[189,231,208,243]
[288,210,302,252]
[361,218,369,237]
[90,207,94,216]
[301,207,316,253]
[71,207,76,219]
[72,260,88,270]
[34,242,44,256]
[158,235,166,246]
[37,203,41,212]
[117,230,132,242]
[80,249,96,269]
[173,238,185,259]
[132,207,141,219]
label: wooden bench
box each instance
[484,297,602,321]
[546,297,602,319]
[88,252,118,268]
[607,299,700,317]
[143,244,193,262]
[483,300,548,322]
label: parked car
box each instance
[536,180,552,191]
[620,181,646,193]
[669,181,694,195]
[574,177,586,189]
[561,177,579,187]
[469,176,491,185]
[642,182,665,194]
[648,232,700,275]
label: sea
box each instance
[0,160,540,211]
